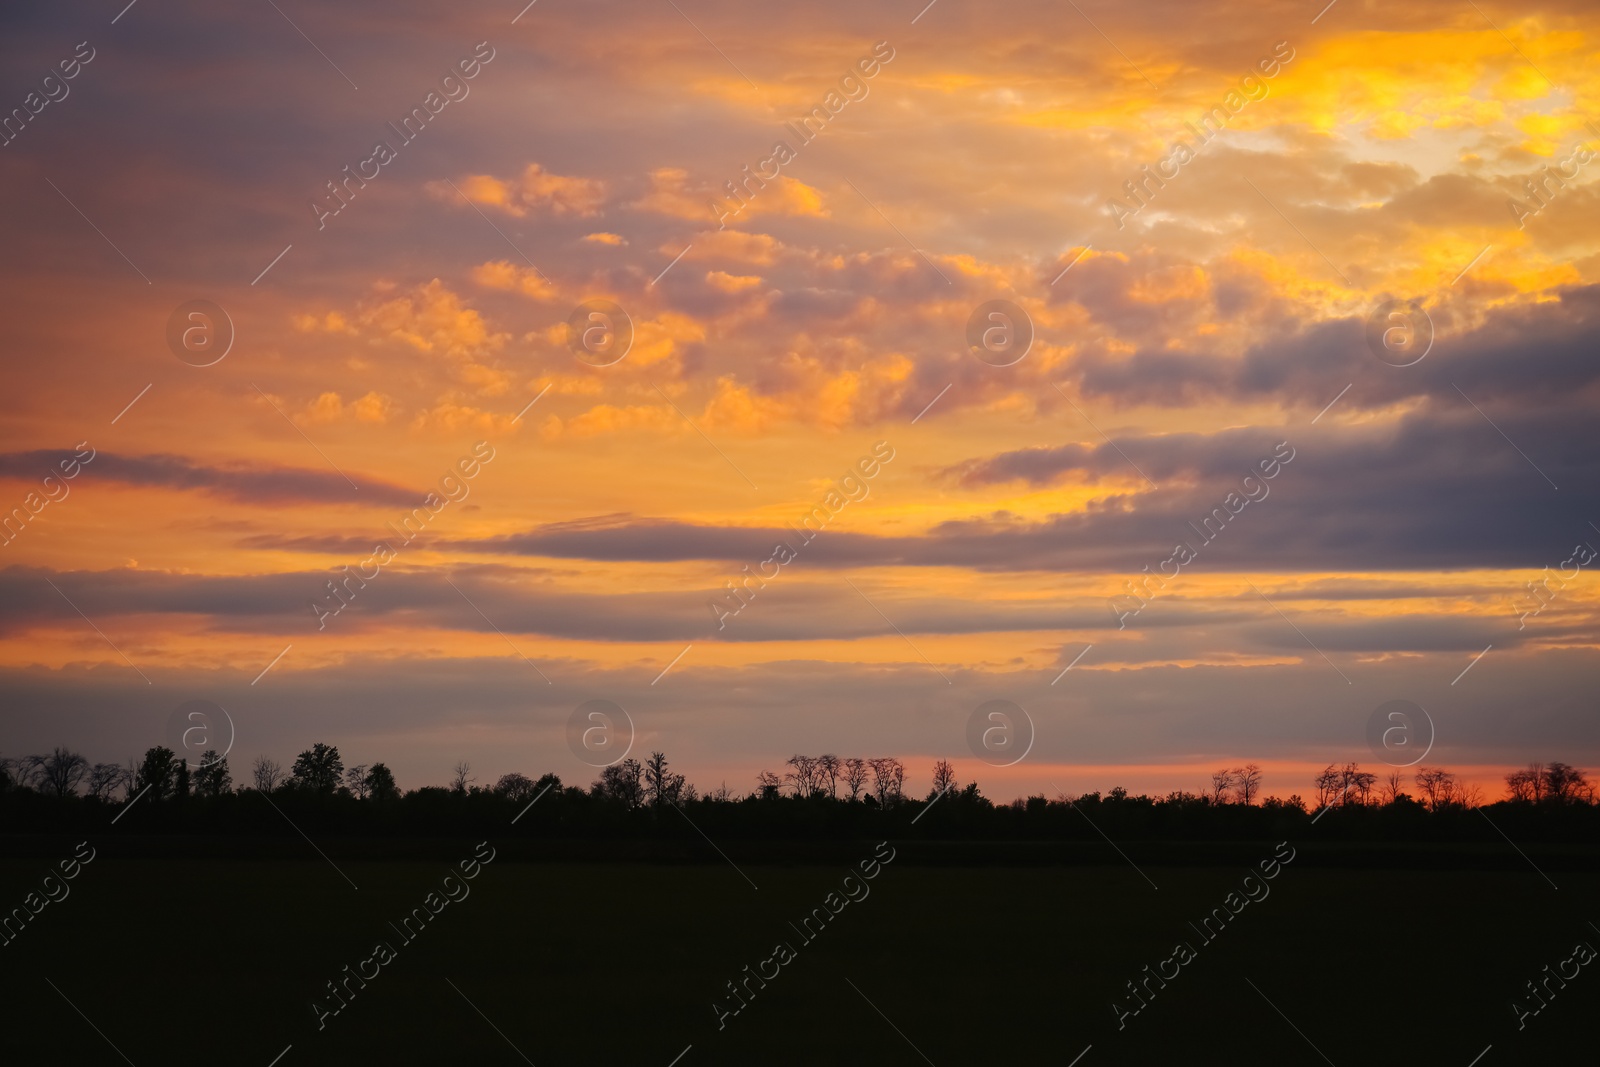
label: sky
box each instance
[1,0,1597,802]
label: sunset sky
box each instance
[1,0,1597,800]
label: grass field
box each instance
[2,840,1594,1065]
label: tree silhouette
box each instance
[1414,766,1459,811]
[1505,763,1546,802]
[1313,765,1342,807]
[28,747,89,798]
[86,762,127,802]
[1232,764,1263,805]
[842,758,868,801]
[868,758,904,807]
[494,772,537,801]
[1544,762,1591,803]
[784,755,822,798]
[6,728,1595,847]
[1340,763,1377,806]
[251,755,285,793]
[1381,769,1407,804]
[365,763,399,801]
[451,760,474,793]
[595,759,644,808]
[818,754,841,798]
[290,743,344,792]
[644,752,686,808]
[136,747,178,800]
[194,751,231,797]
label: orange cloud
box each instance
[470,260,558,301]
[431,164,605,218]
[360,280,510,359]
[304,392,345,422]
[409,400,521,436]
[631,311,708,368]
[639,167,828,225]
[706,270,763,293]
[538,403,679,440]
[687,230,784,265]
[353,392,394,423]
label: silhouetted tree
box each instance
[1414,767,1459,811]
[86,762,127,802]
[842,758,868,801]
[644,752,686,808]
[818,754,841,798]
[1544,762,1590,803]
[868,758,904,807]
[194,751,232,797]
[365,763,399,802]
[594,759,644,808]
[1382,769,1407,804]
[28,747,90,798]
[756,770,781,800]
[784,755,822,798]
[1209,768,1235,804]
[1313,765,1342,807]
[135,747,179,800]
[1339,763,1377,806]
[1233,764,1263,805]
[1505,763,1544,802]
[494,772,536,801]
[450,760,474,793]
[251,755,285,792]
[290,743,344,792]
[930,759,957,799]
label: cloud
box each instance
[430,164,606,218]
[3,0,1599,802]
[356,280,509,359]
[0,452,418,506]
[451,401,1600,574]
[1060,270,1600,416]
[0,562,1565,662]
[470,260,558,301]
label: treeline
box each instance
[1,745,1596,843]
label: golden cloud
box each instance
[430,164,606,218]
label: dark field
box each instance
[2,840,1595,1065]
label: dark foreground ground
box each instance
[0,838,1593,1065]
